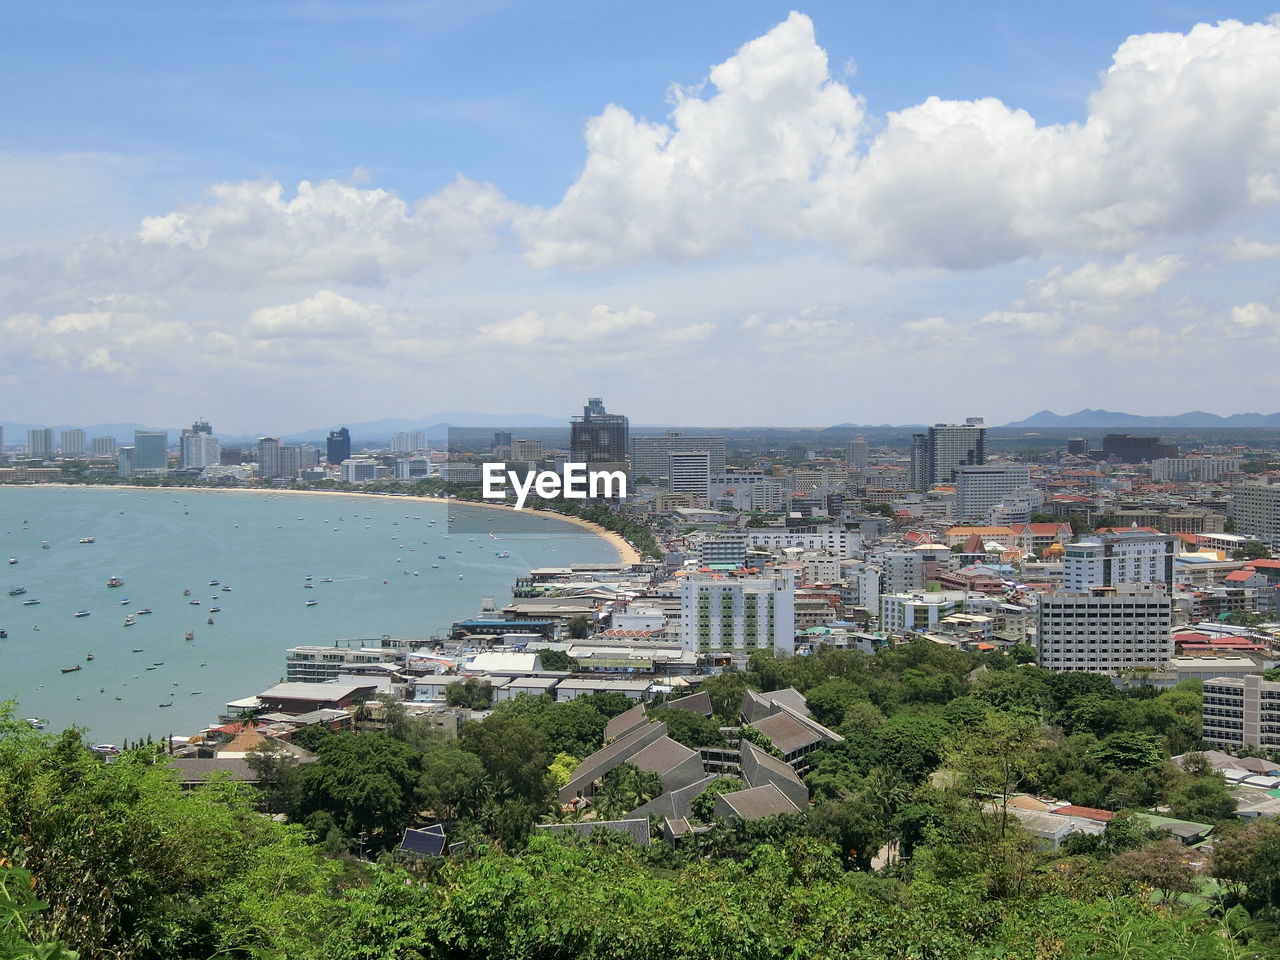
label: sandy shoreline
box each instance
[28,483,643,564]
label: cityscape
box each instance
[5,3,1280,959]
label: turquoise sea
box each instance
[0,486,618,743]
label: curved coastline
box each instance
[32,483,643,564]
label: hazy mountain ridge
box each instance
[1004,409,1280,428]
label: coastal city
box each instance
[6,3,1280,958]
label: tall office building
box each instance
[326,428,351,465]
[955,463,1033,520]
[190,419,212,435]
[391,431,427,454]
[180,431,221,470]
[631,431,727,482]
[668,450,712,501]
[258,437,282,479]
[511,438,543,461]
[91,436,117,457]
[910,418,986,490]
[1101,434,1178,463]
[27,428,53,459]
[59,429,86,458]
[117,446,134,477]
[492,431,513,451]
[569,397,628,464]
[278,444,302,480]
[847,437,869,473]
[1037,584,1173,674]
[132,430,169,473]
[680,569,797,656]
[1062,530,1178,592]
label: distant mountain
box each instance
[1005,409,1280,428]
[279,411,566,443]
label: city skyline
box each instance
[2,4,1279,428]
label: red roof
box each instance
[1055,805,1117,822]
[1246,559,1280,570]
[1225,570,1259,582]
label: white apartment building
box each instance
[847,437,869,473]
[395,457,433,480]
[1151,456,1242,482]
[91,436,117,457]
[879,591,967,636]
[746,524,860,558]
[708,473,786,511]
[699,533,748,568]
[180,432,221,470]
[391,431,428,454]
[1202,674,1280,750]
[1234,482,1280,551]
[511,439,543,461]
[955,463,1032,520]
[59,429,86,458]
[679,569,796,656]
[1036,584,1173,674]
[668,450,711,501]
[1062,531,1178,592]
[632,432,726,482]
[27,428,53,459]
[878,549,925,594]
[798,552,842,584]
[340,458,382,483]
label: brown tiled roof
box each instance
[749,712,822,756]
[630,736,699,776]
[716,783,800,820]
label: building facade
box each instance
[679,569,796,656]
[569,397,628,464]
[132,430,169,473]
[1202,674,1280,750]
[909,419,986,490]
[59,429,86,458]
[326,428,351,465]
[1234,482,1280,551]
[1063,531,1178,592]
[955,463,1032,520]
[27,428,53,459]
[1036,585,1173,674]
[631,432,727,482]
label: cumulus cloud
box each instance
[520,13,1280,270]
[1225,300,1280,336]
[475,303,711,350]
[1223,238,1280,261]
[1022,254,1185,307]
[248,290,392,339]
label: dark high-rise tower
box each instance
[909,418,986,490]
[326,427,351,465]
[570,397,628,464]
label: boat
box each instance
[458,574,464,580]
[438,555,446,560]
[188,600,201,606]
[60,665,81,673]
[131,648,143,653]
[305,599,318,607]
[208,580,219,586]
[7,558,15,565]
[124,617,136,626]
[206,616,214,624]
[92,744,119,755]
[41,541,49,549]
[431,564,438,569]
[106,577,124,588]
[8,586,26,596]
[145,666,156,671]
[221,586,231,592]
[304,575,313,581]
[190,691,202,695]
[0,629,7,638]
[182,589,190,596]
[21,599,39,606]
[86,652,94,661]
[152,661,164,665]
[74,610,90,618]
[210,605,221,612]
[25,718,45,729]
[304,583,314,589]
[136,608,152,615]
[158,702,173,708]
[79,537,95,544]
[496,551,510,558]
[119,598,130,605]
[185,631,195,641]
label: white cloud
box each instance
[1223,238,1280,261]
[1225,301,1280,336]
[248,290,391,339]
[477,304,660,347]
[520,13,1280,269]
[1023,254,1185,307]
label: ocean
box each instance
[0,486,618,743]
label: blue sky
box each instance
[3,3,1280,431]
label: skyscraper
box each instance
[909,418,986,490]
[180,430,221,470]
[59,429,86,458]
[258,438,282,479]
[847,437,869,473]
[569,397,628,464]
[668,450,712,500]
[132,430,169,473]
[326,428,351,465]
[27,428,53,459]
[631,431,726,482]
[91,436,117,457]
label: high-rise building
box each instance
[511,438,543,462]
[326,428,351,465]
[1202,674,1280,750]
[909,419,986,490]
[27,428,53,459]
[1234,482,1280,551]
[1151,457,1242,481]
[59,429,86,459]
[1066,438,1089,456]
[569,397,628,464]
[1062,530,1178,592]
[1036,584,1173,674]
[258,438,282,479]
[679,569,796,656]
[91,436,117,457]
[180,431,221,470]
[117,446,135,477]
[492,431,513,451]
[667,450,711,501]
[132,430,168,473]
[1101,434,1178,463]
[847,437,869,473]
[391,431,428,454]
[190,419,212,435]
[955,463,1033,520]
[631,431,726,482]
[278,444,302,480]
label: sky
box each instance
[3,1,1280,433]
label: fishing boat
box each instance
[182,588,191,596]
[7,558,16,565]
[131,648,143,653]
[8,586,26,596]
[25,718,45,729]
[86,652,94,661]
[0,629,7,638]
[74,610,91,618]
[496,551,510,558]
[305,599,319,607]
[41,541,49,549]
[304,583,315,589]
[188,600,201,606]
[190,690,202,695]
[206,616,214,624]
[60,664,81,673]
[185,631,195,641]
[208,580,219,586]
[145,666,156,671]
[209,605,221,612]
[79,537,95,544]
[21,599,39,606]
[153,661,164,665]
[120,598,130,605]
[124,617,136,626]
[221,585,231,592]
[106,576,124,588]
[158,702,173,708]
[136,608,152,615]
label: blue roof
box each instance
[400,826,447,856]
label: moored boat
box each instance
[185,631,195,641]
[305,599,318,607]
[9,586,26,596]
[60,664,81,673]
[74,610,90,618]
[79,537,95,544]
[21,599,39,606]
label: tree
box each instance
[1231,541,1271,561]
[416,744,486,822]
[944,713,1040,845]
[1168,775,1237,824]
[566,615,591,639]
[547,752,581,789]
[690,777,741,822]
[593,763,662,819]
[699,672,750,724]
[244,740,301,814]
[538,649,578,671]
[1213,818,1280,910]
[649,707,726,749]
[1110,838,1198,903]
[460,714,551,806]
[804,679,867,727]
[738,725,783,760]
[1089,731,1166,771]
[445,677,493,709]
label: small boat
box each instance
[7,558,16,565]
[221,585,231,592]
[185,631,195,640]
[145,666,156,671]
[131,648,144,653]
[79,537,95,544]
[438,555,446,560]
[458,574,464,580]
[152,661,164,666]
[136,608,152,615]
[208,580,219,586]
[182,589,191,596]
[74,610,91,618]
[188,600,200,606]
[190,690,202,695]
[106,577,124,588]
[21,599,39,606]
[41,541,49,549]
[86,652,94,661]
[209,605,221,612]
[304,575,313,581]
[120,598,131,605]
[158,702,173,708]
[92,744,119,755]
[124,617,136,626]
[431,563,438,569]
[25,718,46,729]
[206,616,214,624]
[60,664,81,673]
[304,583,314,589]
[0,629,7,638]
[496,551,510,558]
[8,586,26,596]
[305,599,318,607]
